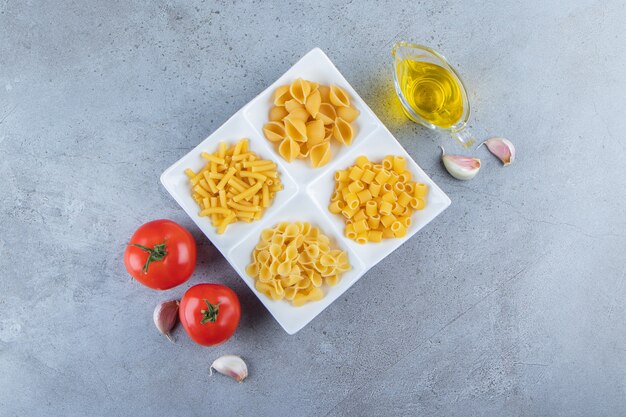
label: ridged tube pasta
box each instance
[187,139,282,234]
[247,222,351,306]
[263,79,360,167]
[328,155,428,243]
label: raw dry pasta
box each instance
[329,155,428,243]
[246,222,351,306]
[185,139,282,234]
[263,78,360,168]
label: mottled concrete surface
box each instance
[1,0,625,416]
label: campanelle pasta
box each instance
[246,222,351,306]
[186,139,282,234]
[263,78,360,168]
[329,155,428,243]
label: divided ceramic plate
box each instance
[161,47,451,334]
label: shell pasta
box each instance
[263,78,360,168]
[246,222,351,306]
[186,139,282,234]
[329,155,428,243]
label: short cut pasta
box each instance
[329,155,428,243]
[186,139,282,234]
[263,78,360,168]
[246,222,351,306]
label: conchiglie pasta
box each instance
[304,89,321,117]
[274,85,292,106]
[247,222,351,306]
[333,117,354,146]
[289,78,311,104]
[278,137,300,162]
[263,122,285,142]
[329,84,350,107]
[337,106,360,123]
[329,155,428,243]
[263,79,360,167]
[269,106,289,122]
[309,141,331,168]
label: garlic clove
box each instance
[210,355,248,383]
[479,137,515,166]
[440,146,481,180]
[153,300,179,342]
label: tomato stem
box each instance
[200,299,220,324]
[130,241,167,274]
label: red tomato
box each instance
[179,284,241,346]
[124,219,196,290]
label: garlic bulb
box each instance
[479,137,515,166]
[210,355,248,383]
[440,146,481,180]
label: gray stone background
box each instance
[1,0,625,416]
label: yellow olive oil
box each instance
[396,60,464,128]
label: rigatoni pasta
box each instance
[329,155,428,243]
[186,139,282,234]
[263,78,360,168]
[246,222,351,306]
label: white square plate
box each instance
[161,48,451,334]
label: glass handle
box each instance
[450,128,476,148]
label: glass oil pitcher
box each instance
[392,42,475,147]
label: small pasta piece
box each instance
[414,183,429,199]
[329,84,350,107]
[365,201,377,217]
[304,89,321,117]
[381,214,397,228]
[379,200,393,216]
[355,232,368,244]
[285,99,305,113]
[360,169,375,184]
[397,191,412,207]
[328,200,344,214]
[309,141,332,168]
[335,170,349,182]
[306,119,325,146]
[269,106,289,122]
[356,189,372,204]
[278,137,301,162]
[289,78,311,104]
[391,221,406,238]
[348,180,365,194]
[368,214,380,230]
[333,117,354,146]
[367,230,383,243]
[284,118,307,142]
[336,106,360,123]
[392,156,406,173]
[369,182,382,198]
[287,107,310,122]
[316,103,337,125]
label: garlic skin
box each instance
[153,300,179,342]
[210,355,248,383]
[440,146,481,180]
[479,137,515,166]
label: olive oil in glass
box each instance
[396,60,463,129]
[392,42,475,147]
